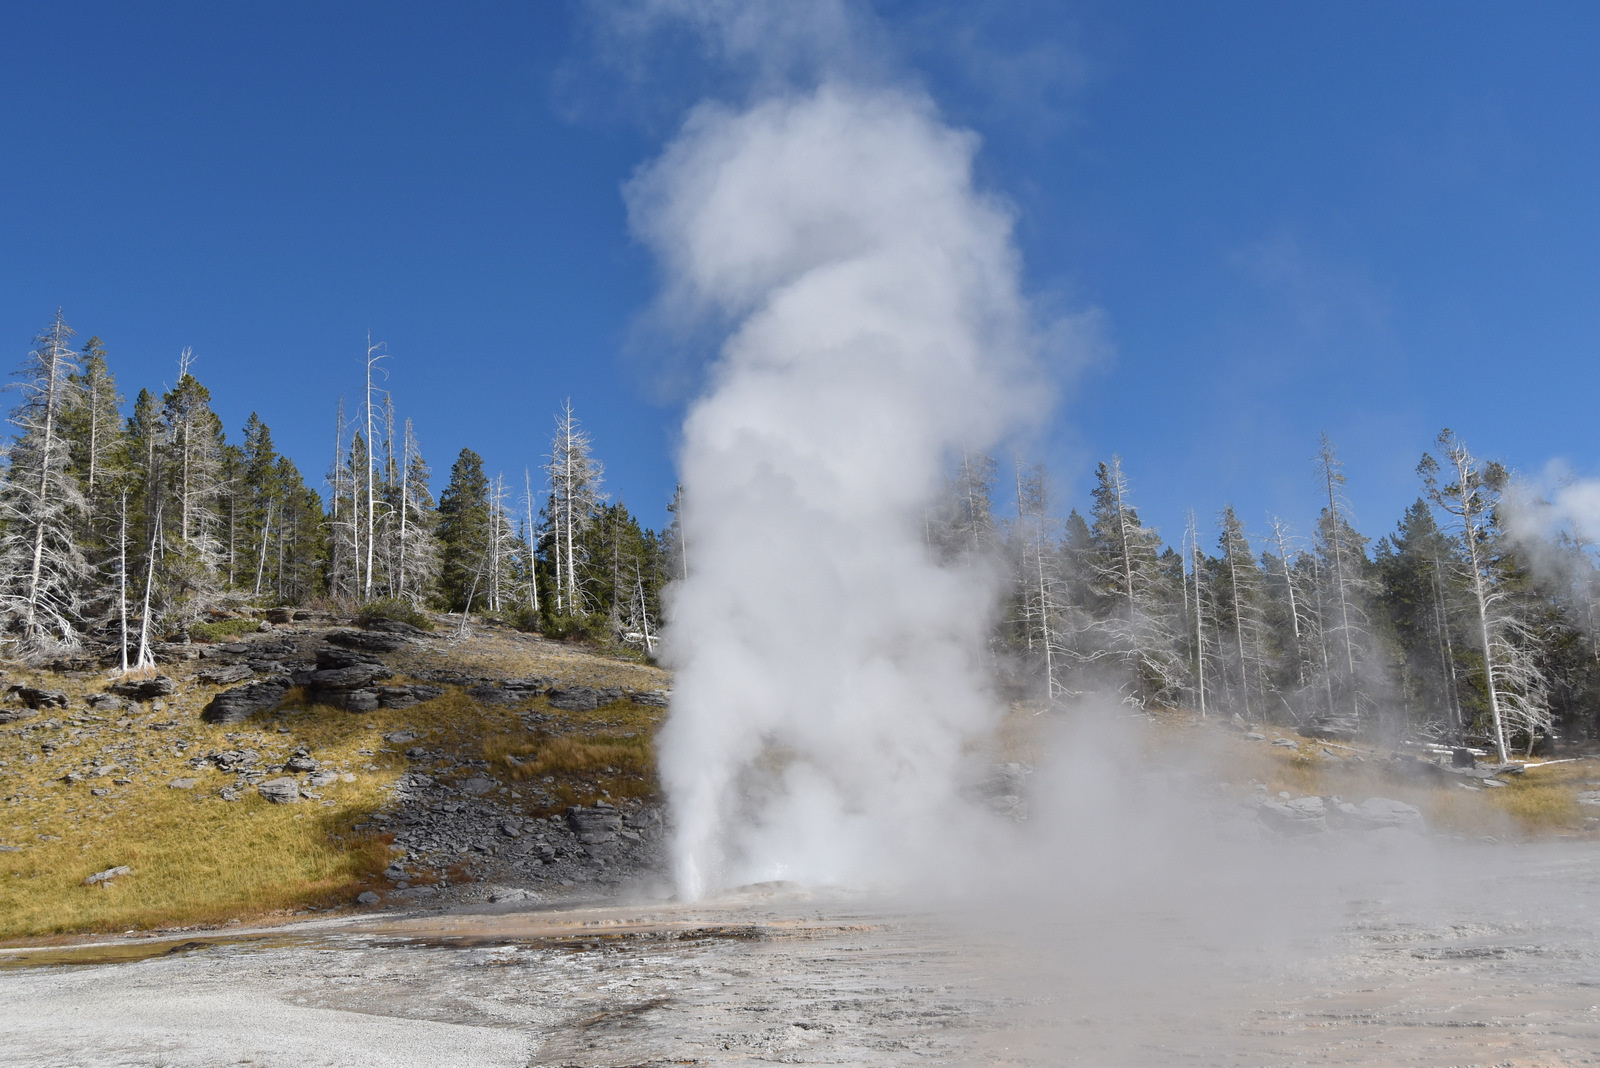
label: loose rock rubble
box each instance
[359,774,668,895]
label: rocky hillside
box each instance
[0,613,674,938]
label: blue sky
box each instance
[3,2,1597,552]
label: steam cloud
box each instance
[628,82,1047,898]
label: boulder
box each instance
[85,693,126,711]
[283,749,318,773]
[210,749,261,772]
[356,890,380,906]
[378,684,444,709]
[203,676,292,725]
[340,689,380,712]
[108,675,177,700]
[257,777,302,804]
[8,685,69,710]
[461,776,496,796]
[168,778,199,790]
[628,689,671,708]
[1343,796,1425,831]
[307,770,339,788]
[468,684,524,706]
[546,686,625,712]
[326,629,409,654]
[309,664,393,690]
[1256,795,1327,835]
[567,805,622,844]
[197,664,253,686]
[265,607,297,624]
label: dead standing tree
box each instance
[1421,430,1552,762]
[0,310,89,655]
[544,400,605,616]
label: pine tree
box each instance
[153,358,227,623]
[1012,461,1064,698]
[391,419,439,605]
[60,334,125,533]
[1375,499,1465,736]
[436,448,491,612]
[271,457,327,603]
[1310,435,1380,728]
[1212,506,1272,719]
[1084,456,1182,704]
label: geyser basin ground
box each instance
[4,840,1599,1066]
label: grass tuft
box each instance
[189,618,262,643]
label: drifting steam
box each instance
[629,83,1047,897]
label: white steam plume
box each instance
[628,83,1048,898]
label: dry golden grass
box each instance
[0,634,669,941]
[1003,702,1599,840]
[403,620,670,693]
[1157,721,1598,837]
[484,730,657,811]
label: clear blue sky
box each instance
[3,2,1597,553]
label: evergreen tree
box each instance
[271,457,326,603]
[59,334,124,532]
[1309,435,1381,728]
[1211,506,1271,719]
[1375,499,1466,736]
[153,359,227,623]
[391,419,439,605]
[1084,456,1182,704]
[436,448,491,612]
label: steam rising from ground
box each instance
[629,83,1046,898]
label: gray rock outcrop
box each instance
[1337,796,1425,831]
[1256,795,1328,834]
[197,664,253,686]
[7,685,69,710]
[258,777,302,804]
[108,675,177,700]
[203,676,292,724]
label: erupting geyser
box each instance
[629,82,1049,898]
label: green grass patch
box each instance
[188,618,262,643]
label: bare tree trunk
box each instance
[634,561,656,654]
[363,334,383,601]
[1319,436,1360,719]
[1224,523,1251,719]
[1270,517,1306,687]
[1186,511,1206,719]
[135,503,162,670]
[564,417,578,610]
[524,468,539,614]
[1431,552,1462,739]
[117,490,129,673]
[253,501,273,596]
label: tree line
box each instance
[0,312,676,666]
[940,433,1600,762]
[8,311,1594,761]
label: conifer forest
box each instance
[5,310,1597,763]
